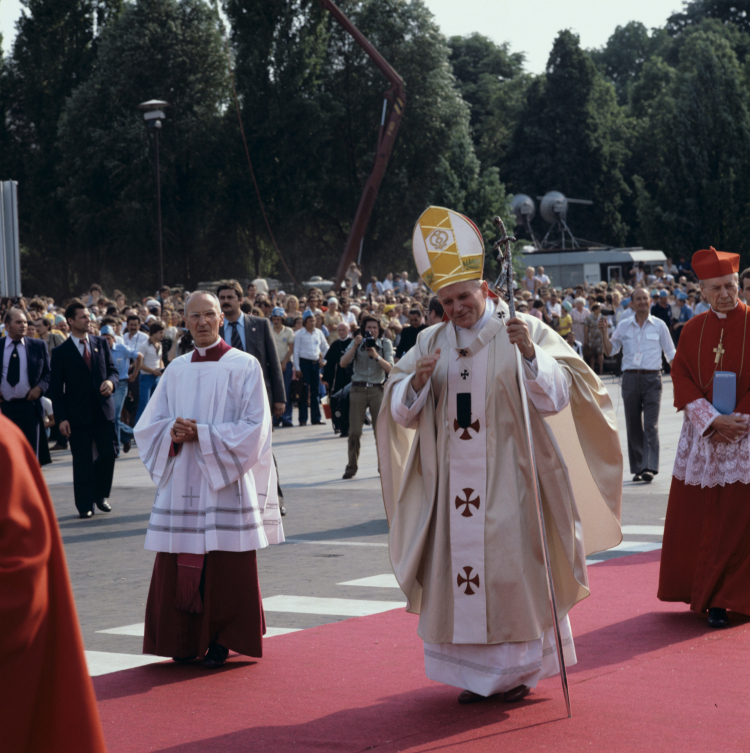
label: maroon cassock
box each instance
[143,339,266,659]
[658,302,750,616]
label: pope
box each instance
[378,206,623,704]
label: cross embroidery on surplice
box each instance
[182,487,199,508]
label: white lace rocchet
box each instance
[673,398,750,488]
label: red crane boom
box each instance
[320,0,406,287]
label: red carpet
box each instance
[94,550,750,752]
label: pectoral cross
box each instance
[714,330,725,365]
[182,487,199,508]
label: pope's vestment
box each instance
[378,298,622,696]
[658,302,750,615]
[134,339,284,659]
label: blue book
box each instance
[713,372,736,415]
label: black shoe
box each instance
[312,420,326,425]
[641,470,654,483]
[79,510,93,519]
[51,443,68,451]
[172,655,198,662]
[299,422,307,426]
[342,470,356,479]
[202,643,229,669]
[632,474,643,482]
[122,440,131,453]
[96,499,112,512]
[280,505,286,516]
[280,421,294,428]
[708,607,729,628]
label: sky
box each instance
[0,0,687,72]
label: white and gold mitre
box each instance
[412,206,484,292]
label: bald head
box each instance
[185,290,221,315]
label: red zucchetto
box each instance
[691,246,740,280]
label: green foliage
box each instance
[633,29,750,261]
[225,0,507,281]
[503,31,630,247]
[2,0,121,296]
[667,0,750,36]
[447,33,527,168]
[589,22,670,105]
[57,0,235,294]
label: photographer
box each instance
[339,315,394,479]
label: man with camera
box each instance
[339,315,394,479]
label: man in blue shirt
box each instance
[671,291,693,346]
[101,325,142,453]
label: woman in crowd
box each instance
[284,295,300,326]
[324,298,343,342]
[135,320,165,424]
[584,302,605,375]
[570,297,590,344]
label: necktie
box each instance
[6,341,20,386]
[229,321,242,350]
[80,339,92,369]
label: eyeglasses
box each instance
[187,310,219,322]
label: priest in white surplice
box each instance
[135,291,284,669]
[378,207,623,704]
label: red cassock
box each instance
[658,302,750,616]
[0,414,107,753]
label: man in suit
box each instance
[0,308,52,465]
[217,280,287,515]
[49,299,120,519]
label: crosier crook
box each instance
[492,214,572,719]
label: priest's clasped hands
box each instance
[710,414,750,444]
[171,417,199,444]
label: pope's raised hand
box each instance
[506,317,535,360]
[412,349,441,393]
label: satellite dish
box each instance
[536,191,593,250]
[539,191,568,224]
[511,194,536,225]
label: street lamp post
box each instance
[138,100,169,289]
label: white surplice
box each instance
[134,346,284,554]
[391,299,577,696]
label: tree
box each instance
[503,30,631,247]
[447,33,527,168]
[57,0,234,293]
[2,0,120,296]
[667,0,750,36]
[589,22,670,105]
[634,29,750,260]
[225,0,508,281]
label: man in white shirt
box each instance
[293,311,329,426]
[600,287,676,483]
[339,298,358,328]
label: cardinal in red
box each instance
[658,247,750,628]
[0,413,107,752]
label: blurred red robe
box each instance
[0,413,107,753]
[658,302,750,616]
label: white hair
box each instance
[699,272,739,289]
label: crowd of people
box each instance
[4,253,750,491]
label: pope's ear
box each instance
[480,280,489,298]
